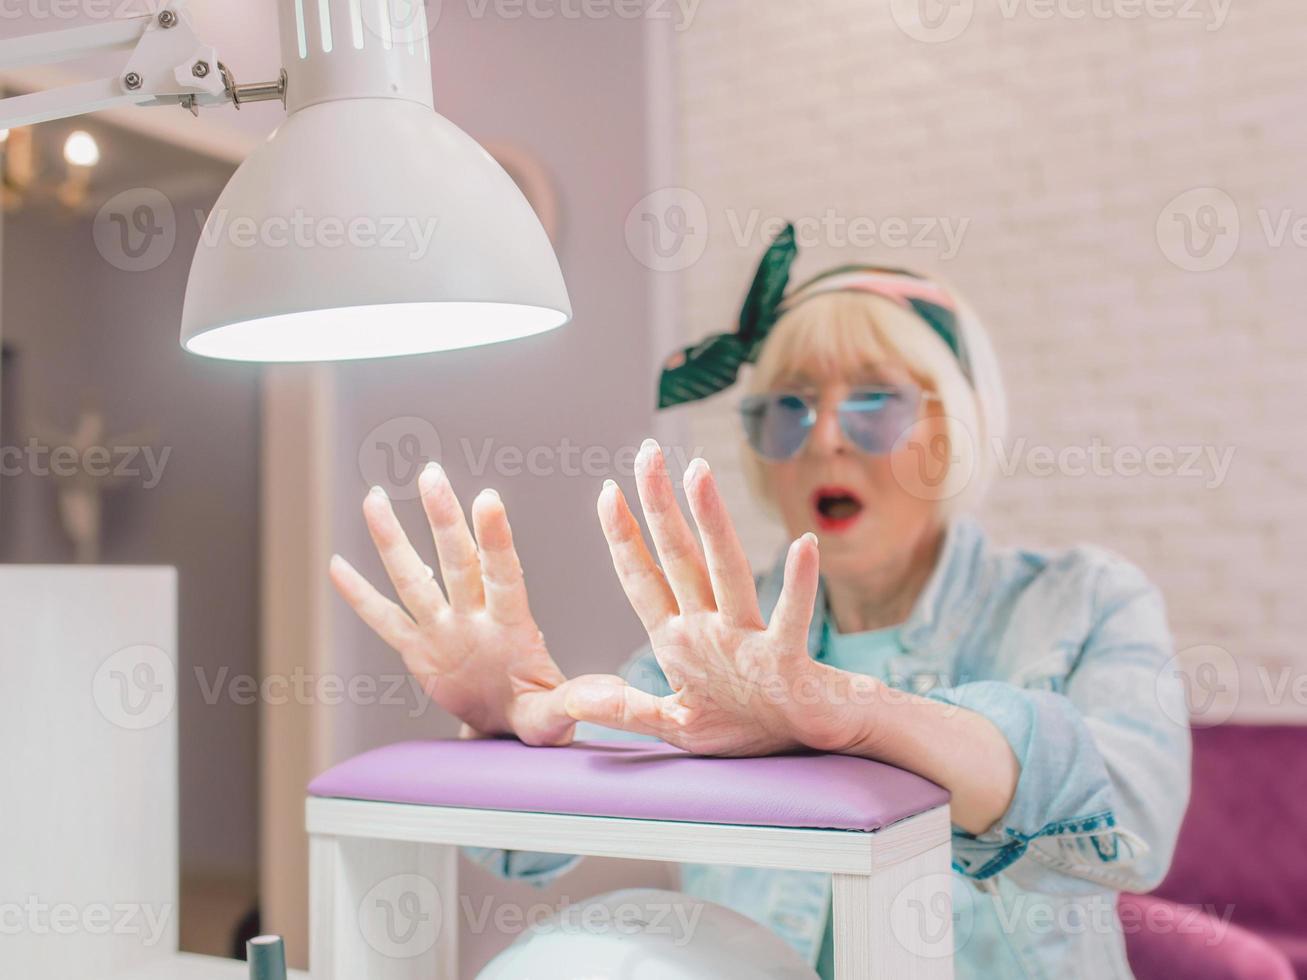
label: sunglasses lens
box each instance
[838,388,920,454]
[741,393,812,460]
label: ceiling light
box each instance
[62,129,99,166]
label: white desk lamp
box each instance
[0,0,572,362]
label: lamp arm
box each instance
[0,15,150,71]
[0,2,284,129]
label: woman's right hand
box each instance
[329,462,577,746]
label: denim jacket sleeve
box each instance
[926,553,1191,894]
[462,646,667,886]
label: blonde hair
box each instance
[740,285,1008,516]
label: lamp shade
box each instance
[180,0,571,361]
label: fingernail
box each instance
[482,488,500,500]
[802,532,818,547]
[684,457,708,484]
[369,485,387,498]
[329,553,343,567]
[640,438,660,455]
[603,479,617,491]
[423,460,442,476]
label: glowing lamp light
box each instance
[63,129,100,166]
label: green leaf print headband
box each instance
[656,223,973,409]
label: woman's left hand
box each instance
[564,440,875,756]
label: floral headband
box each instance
[657,223,973,409]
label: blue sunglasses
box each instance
[739,385,928,461]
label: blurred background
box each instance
[1,0,1303,974]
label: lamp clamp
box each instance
[0,1,286,129]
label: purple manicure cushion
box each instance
[308,739,948,832]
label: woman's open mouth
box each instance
[811,486,865,533]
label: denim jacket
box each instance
[467,517,1192,979]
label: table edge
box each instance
[305,796,951,875]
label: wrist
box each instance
[784,660,889,754]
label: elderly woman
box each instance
[330,226,1190,978]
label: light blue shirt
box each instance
[820,619,905,674]
[467,516,1191,979]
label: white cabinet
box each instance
[0,566,178,977]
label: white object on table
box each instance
[0,565,305,979]
[0,566,178,977]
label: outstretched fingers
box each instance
[768,532,821,651]
[682,457,763,627]
[597,480,677,634]
[362,485,447,622]
[634,440,715,614]
[418,462,486,611]
[328,553,421,659]
[470,488,533,627]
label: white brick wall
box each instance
[665,0,1307,720]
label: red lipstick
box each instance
[811,485,865,534]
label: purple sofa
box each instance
[1123,725,1307,979]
